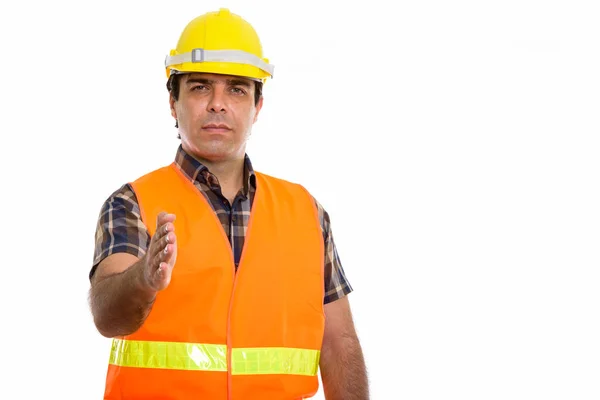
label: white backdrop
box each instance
[1,0,599,399]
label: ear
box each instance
[169,93,177,120]
[253,96,264,124]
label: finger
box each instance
[156,212,176,230]
[164,237,178,268]
[149,220,176,259]
[150,248,163,274]
[152,215,176,243]
[147,231,162,261]
[148,241,177,290]
[151,241,176,272]
[153,262,173,290]
[156,212,167,230]
[161,242,176,263]
[156,232,176,257]
[153,222,175,245]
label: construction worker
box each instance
[88,8,369,400]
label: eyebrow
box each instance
[227,79,252,88]
[185,78,252,88]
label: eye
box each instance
[191,85,208,91]
[230,87,246,95]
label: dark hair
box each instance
[167,73,263,134]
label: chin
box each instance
[191,146,237,162]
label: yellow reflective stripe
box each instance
[109,339,320,376]
[109,339,227,371]
[231,347,320,376]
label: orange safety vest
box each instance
[102,163,325,400]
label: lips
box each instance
[202,123,231,130]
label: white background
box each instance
[1,0,599,399]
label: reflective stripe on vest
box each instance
[109,339,320,376]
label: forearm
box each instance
[90,257,157,338]
[320,335,370,400]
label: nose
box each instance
[207,86,227,113]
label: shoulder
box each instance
[254,171,312,200]
[99,164,175,212]
[101,164,173,209]
[130,163,178,187]
[91,183,148,280]
[99,183,140,213]
[255,171,330,235]
[95,183,143,233]
[254,171,315,195]
[254,171,299,186]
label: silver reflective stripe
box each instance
[165,48,274,77]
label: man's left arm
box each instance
[310,196,369,398]
[319,295,370,400]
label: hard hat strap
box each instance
[165,48,274,78]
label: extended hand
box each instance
[142,212,177,291]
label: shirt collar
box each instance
[174,144,256,195]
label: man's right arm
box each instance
[90,212,177,338]
[88,184,177,338]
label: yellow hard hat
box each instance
[165,8,274,82]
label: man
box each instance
[89,8,369,400]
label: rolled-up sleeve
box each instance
[89,184,150,280]
[314,198,354,304]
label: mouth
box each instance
[202,123,232,132]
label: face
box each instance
[170,72,263,162]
